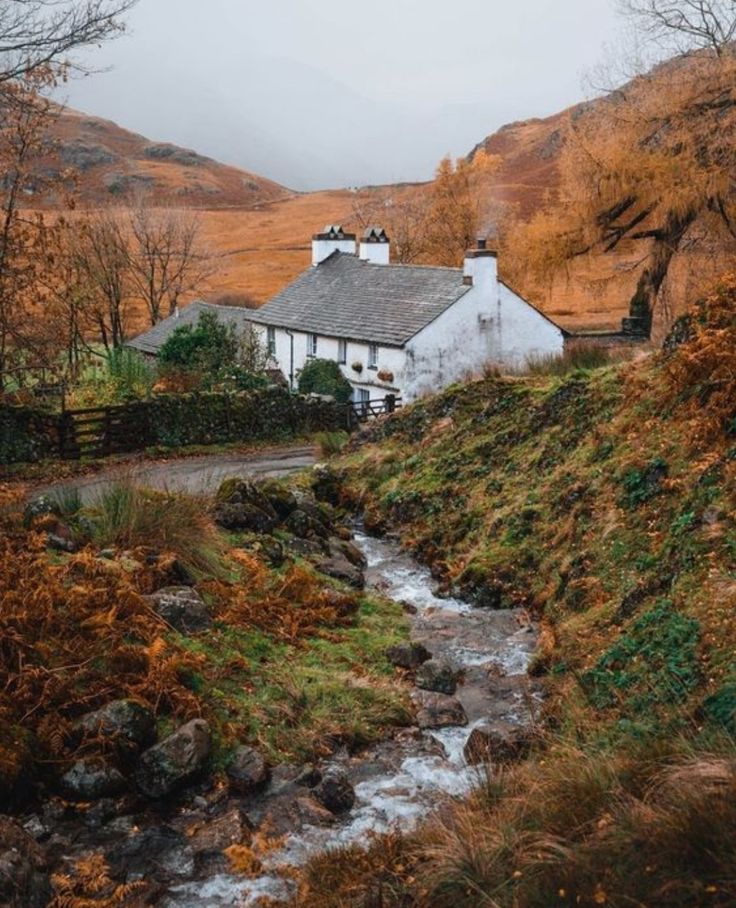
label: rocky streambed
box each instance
[5,502,541,907]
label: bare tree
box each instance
[0,0,138,83]
[73,210,131,350]
[352,188,430,264]
[618,0,736,56]
[127,204,214,325]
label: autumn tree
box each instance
[128,204,213,325]
[352,187,430,264]
[0,0,137,83]
[511,2,736,336]
[423,151,499,267]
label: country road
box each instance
[38,444,317,503]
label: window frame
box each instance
[266,326,276,356]
[307,333,318,358]
[337,338,347,365]
[368,343,379,370]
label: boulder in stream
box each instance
[412,690,468,728]
[314,552,365,589]
[415,659,460,695]
[135,719,211,799]
[387,642,432,669]
[463,721,531,766]
[312,768,355,814]
[225,745,270,795]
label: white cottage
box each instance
[249,225,567,404]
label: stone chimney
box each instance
[359,226,390,265]
[312,225,357,266]
[463,237,498,289]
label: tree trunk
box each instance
[627,209,697,336]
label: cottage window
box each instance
[308,333,318,357]
[337,338,347,364]
[368,343,379,369]
[266,326,276,356]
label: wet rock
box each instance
[415,659,460,695]
[0,817,51,908]
[386,642,432,669]
[284,536,326,559]
[107,824,194,882]
[23,495,58,527]
[189,807,252,854]
[312,463,342,505]
[328,537,367,569]
[314,552,365,589]
[238,534,285,567]
[148,586,212,634]
[214,501,277,534]
[47,522,79,553]
[285,508,330,540]
[258,480,298,520]
[294,764,322,788]
[463,721,530,766]
[225,746,270,795]
[363,508,387,536]
[82,798,121,829]
[312,768,355,814]
[59,760,126,801]
[74,699,156,762]
[135,719,211,799]
[412,691,468,729]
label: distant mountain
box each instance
[45,107,289,207]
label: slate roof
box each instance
[249,252,471,347]
[126,301,254,356]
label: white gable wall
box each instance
[402,278,565,400]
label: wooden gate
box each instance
[58,403,153,460]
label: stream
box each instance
[32,529,540,907]
[163,531,541,907]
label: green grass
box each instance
[175,594,411,764]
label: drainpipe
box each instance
[285,329,295,390]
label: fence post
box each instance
[385,393,396,414]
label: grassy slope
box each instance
[300,347,736,906]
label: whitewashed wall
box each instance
[258,325,403,402]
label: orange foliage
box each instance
[50,853,148,907]
[205,552,358,645]
[663,272,736,440]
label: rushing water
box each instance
[162,531,540,907]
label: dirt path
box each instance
[39,444,317,503]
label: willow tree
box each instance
[514,1,736,335]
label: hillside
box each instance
[47,107,289,208]
[298,283,736,906]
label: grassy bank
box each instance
[0,482,410,806]
[298,284,736,906]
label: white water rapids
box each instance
[163,531,539,907]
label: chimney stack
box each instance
[463,236,497,289]
[312,225,357,266]
[359,226,390,265]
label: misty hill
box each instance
[48,107,289,207]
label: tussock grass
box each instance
[296,733,736,907]
[86,480,224,579]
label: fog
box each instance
[59,0,620,190]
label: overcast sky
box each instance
[60,0,621,190]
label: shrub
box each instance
[525,343,611,376]
[298,358,352,403]
[664,272,736,439]
[159,311,240,380]
[106,347,154,401]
